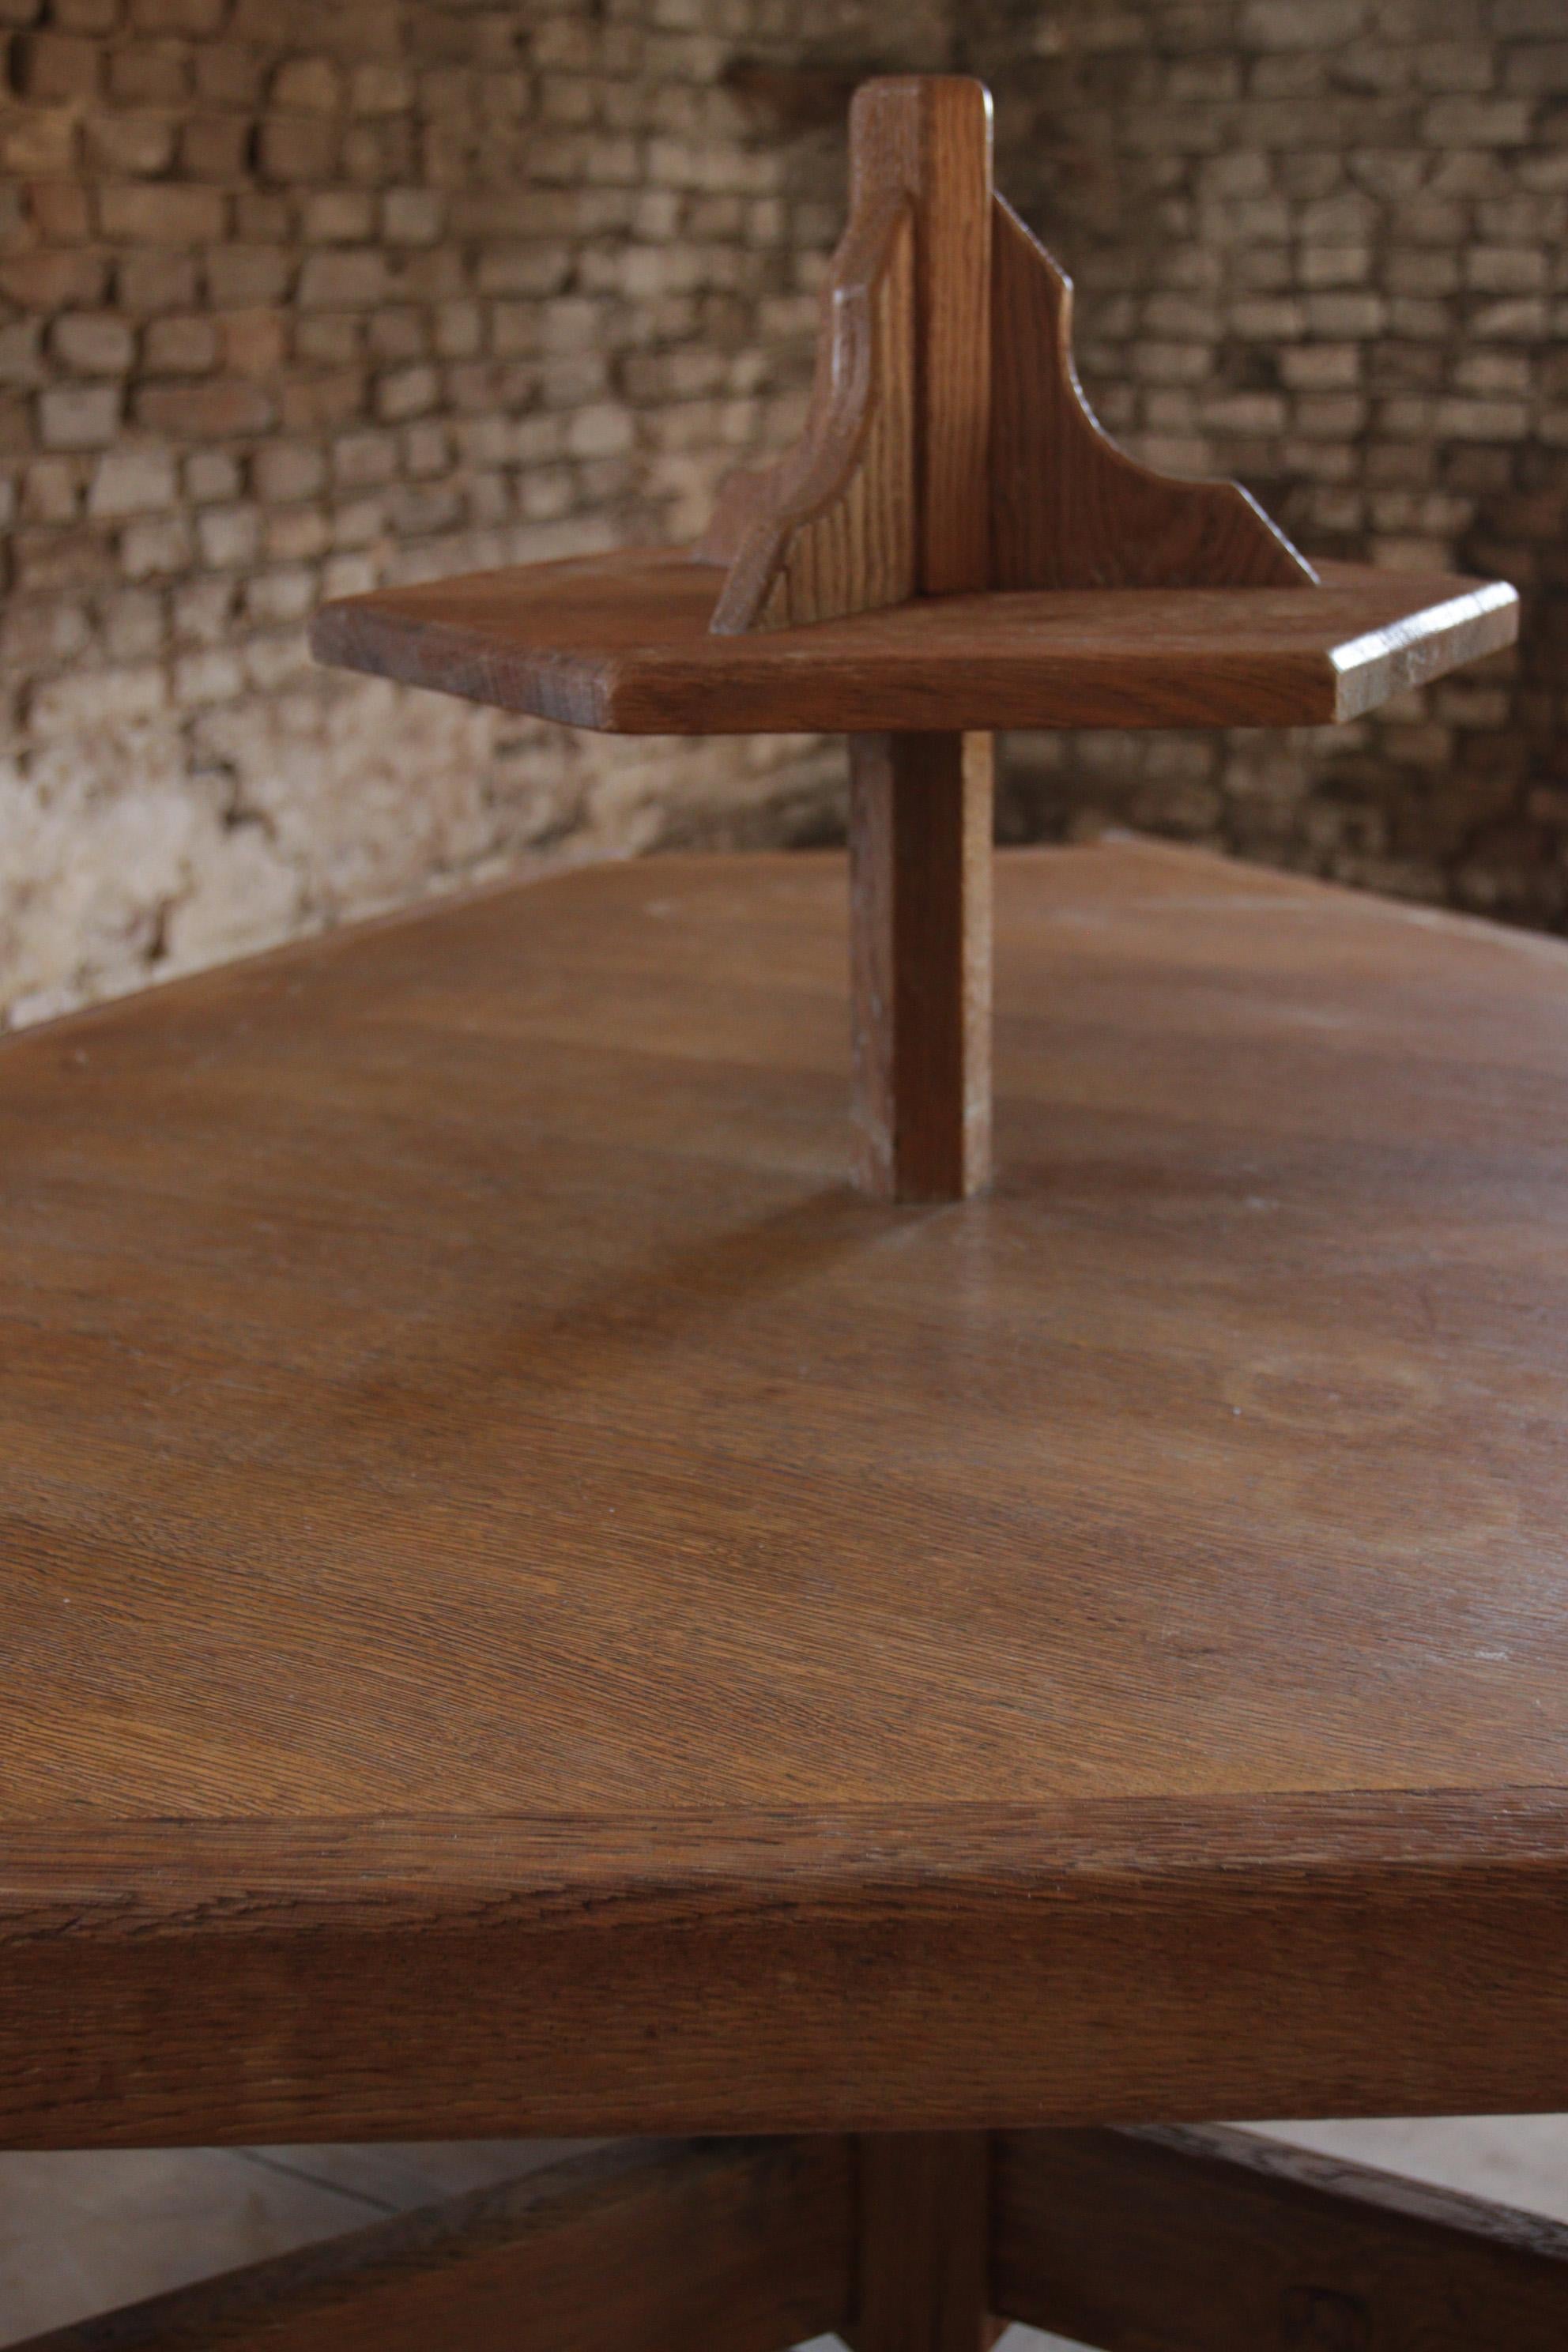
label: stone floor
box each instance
[2,2119,1567,2344]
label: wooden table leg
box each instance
[848,730,994,1202]
[851,2132,997,2352]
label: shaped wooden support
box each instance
[698,75,1315,631]
[695,76,1317,1203]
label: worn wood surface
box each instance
[849,731,993,1199]
[6,842,1568,2143]
[993,2124,1568,2350]
[989,200,1315,591]
[852,2135,995,2352]
[11,2137,854,2351]
[310,547,1516,732]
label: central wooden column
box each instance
[852,2132,996,2352]
[849,730,993,1201]
[845,82,996,1204]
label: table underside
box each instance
[3,842,1568,2143]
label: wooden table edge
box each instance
[1330,575,1520,720]
[6,1785,1568,1934]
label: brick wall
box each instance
[971,0,1565,921]
[0,0,948,1025]
[3,0,1564,1027]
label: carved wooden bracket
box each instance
[698,76,1316,634]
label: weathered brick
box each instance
[136,378,274,435]
[119,514,193,574]
[85,111,179,176]
[144,315,220,373]
[116,251,200,312]
[222,311,287,376]
[0,251,104,310]
[130,0,224,28]
[26,180,92,242]
[28,662,165,733]
[303,191,377,243]
[194,43,264,106]
[349,60,413,114]
[383,189,444,244]
[256,115,340,182]
[183,450,242,503]
[205,247,294,307]
[297,250,388,307]
[51,0,119,27]
[271,55,342,112]
[107,38,189,104]
[375,363,438,420]
[195,503,261,565]
[252,441,326,502]
[51,312,136,375]
[100,183,227,244]
[38,383,122,449]
[179,116,252,180]
[88,447,180,517]
[0,322,44,387]
[1,107,78,174]
[11,30,100,98]
[332,428,398,486]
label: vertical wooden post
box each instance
[849,77,993,594]
[849,730,993,1202]
[851,2133,996,2352]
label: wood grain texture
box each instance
[989,200,1316,591]
[10,2136,854,2351]
[310,552,1523,729]
[700,199,916,635]
[852,2135,994,2352]
[993,2124,1568,2350]
[699,77,989,631]
[849,730,992,1199]
[310,546,1517,732]
[850,78,993,595]
[693,74,1317,626]
[7,842,1568,2142]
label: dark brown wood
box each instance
[10,2136,854,2351]
[852,2135,994,2352]
[698,77,992,631]
[311,547,1517,733]
[989,199,1315,591]
[852,77,993,597]
[7,843,1568,2143]
[993,2124,1568,2351]
[699,195,916,634]
[693,74,1312,629]
[850,729,992,1199]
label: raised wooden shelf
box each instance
[312,70,1518,1208]
[311,548,1516,735]
[5,842,1568,2148]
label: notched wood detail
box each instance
[989,198,1317,593]
[699,198,915,635]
